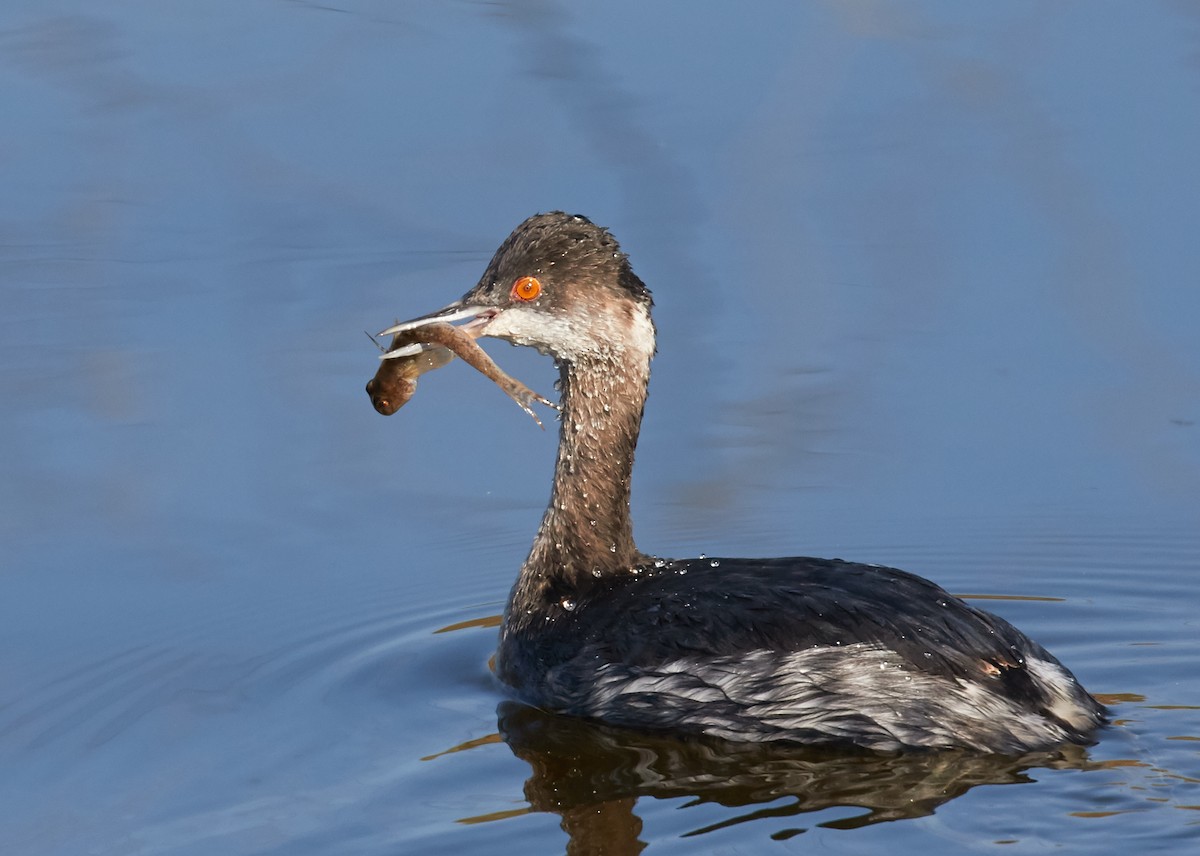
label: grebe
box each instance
[379,212,1106,753]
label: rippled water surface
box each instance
[2,2,1198,853]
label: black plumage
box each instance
[517,558,1040,683]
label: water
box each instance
[2,1,1198,853]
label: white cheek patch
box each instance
[486,301,656,363]
[624,302,656,359]
[488,307,598,358]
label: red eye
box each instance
[511,276,541,301]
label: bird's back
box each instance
[496,557,1106,752]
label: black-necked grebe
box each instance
[378,212,1106,753]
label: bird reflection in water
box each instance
[425,701,1097,853]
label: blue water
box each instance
[2,2,1198,853]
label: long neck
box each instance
[508,340,652,613]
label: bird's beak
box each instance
[376,301,497,360]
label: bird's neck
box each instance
[508,316,654,616]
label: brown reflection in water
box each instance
[420,732,502,762]
[434,614,502,634]
[457,806,532,825]
[1096,693,1147,728]
[1096,693,1147,704]
[484,701,1098,852]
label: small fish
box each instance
[365,328,454,416]
[366,321,554,427]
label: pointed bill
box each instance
[377,302,491,337]
[376,301,498,361]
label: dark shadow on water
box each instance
[493,700,1099,853]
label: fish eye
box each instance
[511,276,542,301]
